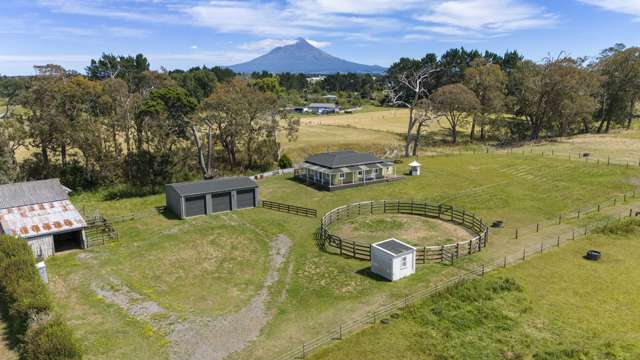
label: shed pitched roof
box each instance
[167,177,258,197]
[373,238,415,256]
[0,199,86,239]
[0,179,70,209]
[307,103,337,109]
[304,151,385,169]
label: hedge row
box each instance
[0,235,82,359]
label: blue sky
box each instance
[1,0,639,75]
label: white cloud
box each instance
[106,27,150,38]
[239,38,331,52]
[578,0,640,20]
[416,0,557,39]
[190,45,198,49]
[290,0,422,15]
[403,33,433,41]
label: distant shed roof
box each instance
[305,150,386,169]
[307,103,337,109]
[373,238,415,256]
[167,177,258,197]
[0,179,71,209]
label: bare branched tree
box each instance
[387,66,440,157]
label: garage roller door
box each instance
[184,196,206,217]
[211,192,232,213]
[236,189,255,209]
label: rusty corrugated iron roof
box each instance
[0,200,86,239]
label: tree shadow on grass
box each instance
[102,185,161,201]
[355,267,390,282]
[0,307,20,356]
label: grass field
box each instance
[41,151,639,360]
[330,214,473,247]
[312,218,640,359]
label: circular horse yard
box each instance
[330,213,473,247]
[317,201,490,264]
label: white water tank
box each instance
[409,161,421,176]
[36,261,48,284]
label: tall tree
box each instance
[432,84,480,143]
[595,46,640,132]
[386,56,440,156]
[464,58,507,141]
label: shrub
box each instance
[278,154,293,169]
[0,236,50,336]
[0,235,82,359]
[23,317,82,360]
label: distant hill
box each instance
[230,39,386,74]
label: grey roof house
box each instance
[166,177,259,219]
[306,103,339,114]
[294,150,399,191]
[0,179,87,259]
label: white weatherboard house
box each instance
[371,238,416,281]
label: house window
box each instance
[357,170,363,177]
[400,256,408,269]
[339,173,345,179]
[373,168,379,175]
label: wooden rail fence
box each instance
[318,200,489,264]
[262,200,318,218]
[276,205,639,360]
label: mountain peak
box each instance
[230,39,386,75]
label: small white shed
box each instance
[409,160,421,176]
[370,238,416,281]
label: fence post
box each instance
[557,235,560,247]
[373,311,376,325]
[558,215,562,224]
[577,209,580,219]
[504,256,507,268]
[536,223,540,233]
[339,325,342,340]
[302,343,306,359]
[481,264,485,276]
[585,226,588,236]
[540,242,543,253]
[614,198,617,207]
[522,248,526,261]
[572,231,575,240]
[597,204,601,212]
[515,228,518,239]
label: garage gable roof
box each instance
[167,177,257,197]
[373,238,415,256]
[305,151,385,169]
[0,179,71,209]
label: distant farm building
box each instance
[295,150,399,191]
[306,103,339,114]
[0,179,87,259]
[166,177,259,219]
[371,238,416,281]
[322,95,338,101]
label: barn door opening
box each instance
[53,230,84,253]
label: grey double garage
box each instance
[166,177,259,219]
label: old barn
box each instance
[165,177,259,219]
[0,179,87,259]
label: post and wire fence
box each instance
[276,204,639,360]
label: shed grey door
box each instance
[211,192,232,213]
[236,189,255,209]
[184,196,206,217]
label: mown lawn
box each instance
[45,153,638,359]
[312,218,640,360]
